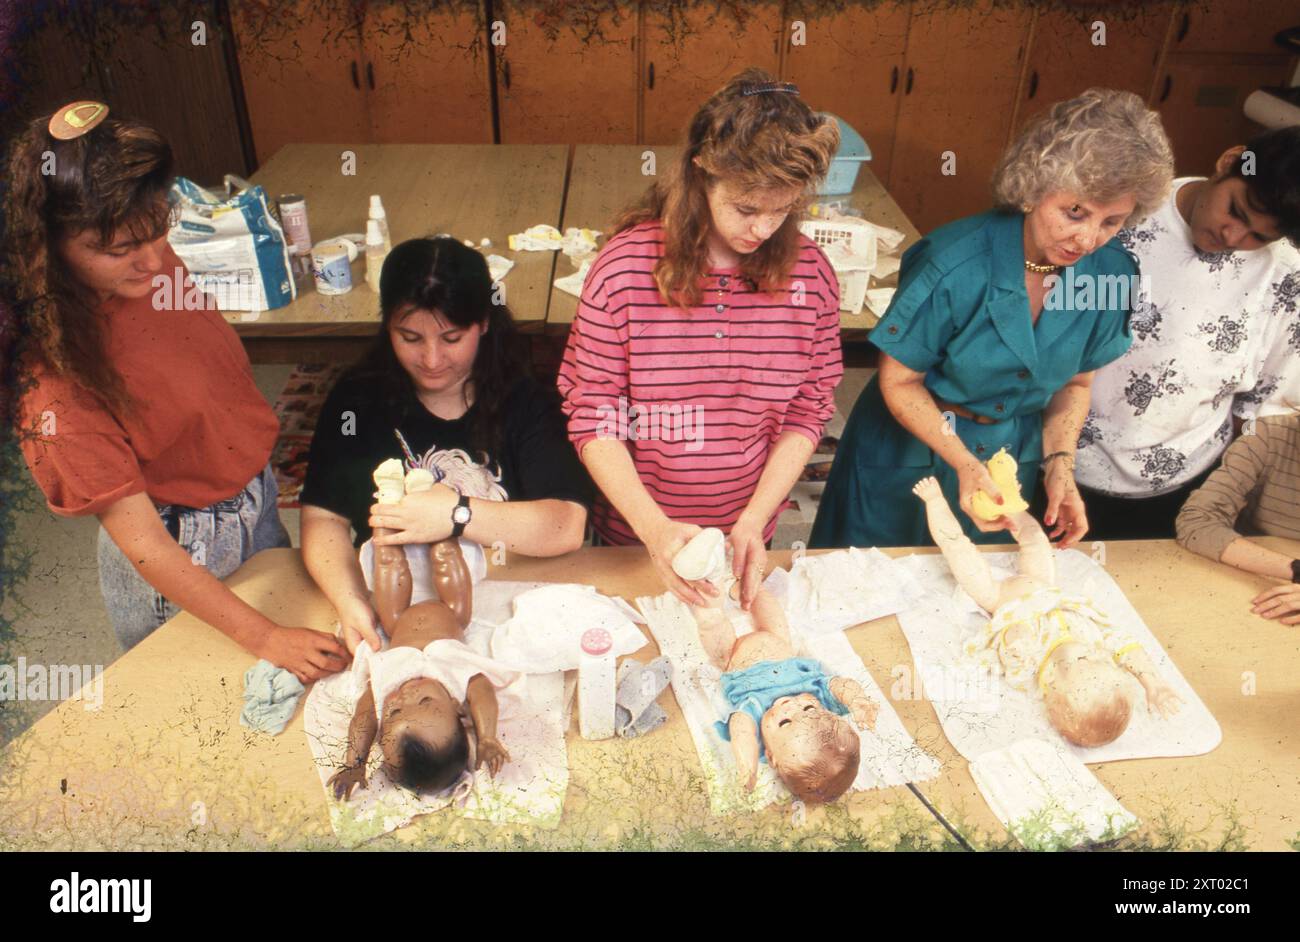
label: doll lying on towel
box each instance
[676,529,880,804]
[329,455,516,800]
[912,472,1183,747]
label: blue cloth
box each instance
[240,658,305,735]
[810,210,1135,549]
[713,658,848,760]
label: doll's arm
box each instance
[728,712,760,792]
[430,538,473,629]
[1117,646,1183,718]
[465,674,511,776]
[328,688,378,800]
[913,477,1000,613]
[372,531,413,635]
[830,676,879,730]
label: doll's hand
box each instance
[956,459,1014,534]
[369,484,458,545]
[337,596,382,655]
[645,516,718,608]
[1142,678,1183,719]
[728,514,767,610]
[328,763,368,801]
[850,696,880,731]
[476,737,511,777]
[1250,584,1300,625]
[1044,463,1088,548]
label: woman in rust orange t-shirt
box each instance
[4,105,346,682]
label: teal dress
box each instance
[810,210,1135,549]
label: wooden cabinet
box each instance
[888,0,1032,232]
[783,0,911,186]
[230,0,370,166]
[641,2,782,143]
[1155,52,1296,174]
[1014,1,1172,131]
[494,0,638,143]
[1169,0,1300,56]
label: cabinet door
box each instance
[889,0,1032,232]
[642,2,782,144]
[362,2,492,143]
[1016,2,1172,130]
[1170,0,1300,56]
[1156,53,1295,175]
[783,0,910,186]
[230,0,370,166]
[494,0,638,144]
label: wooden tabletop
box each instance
[226,143,569,337]
[546,144,922,330]
[6,539,1285,850]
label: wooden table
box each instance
[7,540,1283,850]
[545,144,922,334]
[226,143,569,359]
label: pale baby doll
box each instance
[676,529,880,803]
[912,476,1183,747]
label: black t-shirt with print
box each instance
[300,374,594,546]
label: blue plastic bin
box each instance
[817,112,872,196]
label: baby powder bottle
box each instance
[368,194,392,253]
[365,219,387,293]
[578,628,616,740]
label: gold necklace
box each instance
[1024,259,1059,274]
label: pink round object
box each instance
[580,628,613,656]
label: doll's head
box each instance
[1041,642,1134,747]
[379,677,469,792]
[761,693,860,803]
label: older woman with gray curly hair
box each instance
[812,88,1173,550]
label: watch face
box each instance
[453,505,471,524]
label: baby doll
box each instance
[329,459,514,800]
[912,474,1183,747]
[676,529,880,803]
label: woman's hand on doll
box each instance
[328,763,368,800]
[256,625,350,683]
[728,513,767,610]
[1140,676,1184,719]
[956,457,1014,534]
[337,595,382,655]
[369,484,459,545]
[476,737,511,777]
[1043,462,1088,548]
[1251,584,1300,625]
[645,516,718,607]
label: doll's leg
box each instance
[1009,510,1055,587]
[373,529,413,635]
[691,604,737,670]
[912,477,1000,613]
[748,587,792,646]
[430,538,473,629]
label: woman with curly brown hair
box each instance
[557,68,843,609]
[4,103,347,681]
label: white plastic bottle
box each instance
[365,219,387,293]
[368,194,392,253]
[577,628,616,740]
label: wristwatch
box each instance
[451,493,472,539]
[1291,559,1300,584]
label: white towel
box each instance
[784,547,912,636]
[304,579,569,845]
[489,583,649,673]
[637,567,939,816]
[969,738,1138,850]
[892,549,1222,763]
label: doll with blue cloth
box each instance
[676,529,880,803]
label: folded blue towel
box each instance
[240,659,305,735]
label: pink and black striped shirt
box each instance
[557,220,843,545]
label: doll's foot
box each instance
[912,477,943,503]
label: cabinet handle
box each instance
[1159,75,1172,103]
[350,61,359,90]
[503,59,511,90]
[890,65,898,94]
[366,62,374,90]
[1176,12,1190,42]
[905,67,914,95]
[1028,70,1038,99]
[648,61,655,90]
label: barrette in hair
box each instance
[741,81,799,97]
[48,101,110,140]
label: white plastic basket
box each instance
[799,218,877,314]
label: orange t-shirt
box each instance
[17,246,280,516]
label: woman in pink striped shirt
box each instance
[557,69,842,608]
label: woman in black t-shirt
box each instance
[300,237,594,654]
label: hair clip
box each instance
[48,101,110,140]
[741,81,799,97]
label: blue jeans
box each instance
[97,462,290,650]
